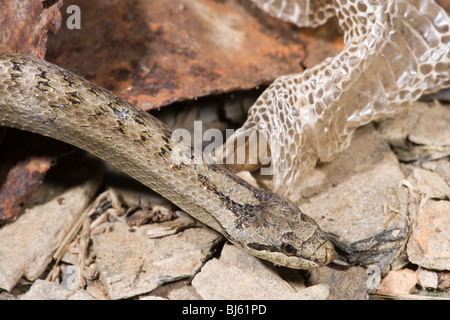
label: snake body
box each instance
[0,53,335,269]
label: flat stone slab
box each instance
[308,266,369,300]
[299,125,409,268]
[407,200,450,271]
[93,222,222,299]
[409,103,450,146]
[376,102,428,147]
[20,279,94,300]
[191,243,329,300]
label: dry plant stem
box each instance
[48,190,120,282]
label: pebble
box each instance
[376,269,417,295]
[408,102,450,146]
[417,268,438,289]
[308,266,369,299]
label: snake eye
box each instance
[281,243,297,256]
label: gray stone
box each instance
[407,167,450,200]
[417,267,439,289]
[299,125,408,268]
[191,243,329,300]
[308,266,369,300]
[20,279,94,300]
[409,102,450,146]
[93,223,222,299]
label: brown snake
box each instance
[1,0,448,270]
[0,53,335,270]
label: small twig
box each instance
[48,189,122,283]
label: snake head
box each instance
[241,192,336,269]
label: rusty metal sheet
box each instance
[0,0,62,58]
[0,0,449,112]
[46,0,342,110]
[0,130,79,225]
[0,156,53,224]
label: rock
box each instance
[417,268,438,289]
[299,125,408,269]
[191,243,329,300]
[85,280,109,300]
[0,292,16,300]
[104,166,175,209]
[409,102,450,146]
[20,279,94,300]
[148,279,202,300]
[437,272,450,290]
[0,157,103,292]
[143,210,198,238]
[104,169,199,238]
[277,267,307,292]
[376,269,417,295]
[407,200,450,270]
[93,223,222,299]
[407,167,450,200]
[139,296,168,300]
[422,87,450,102]
[377,102,428,147]
[293,284,330,300]
[308,266,369,300]
[421,158,450,185]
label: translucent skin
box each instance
[224,0,450,199]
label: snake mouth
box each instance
[300,238,336,268]
[322,240,337,266]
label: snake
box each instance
[0,0,448,270]
[0,53,335,270]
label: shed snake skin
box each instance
[223,0,450,200]
[0,0,449,269]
